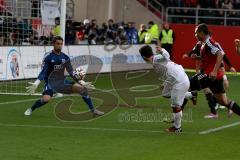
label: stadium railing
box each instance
[166,7,240,26]
[136,0,165,21]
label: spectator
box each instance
[0,34,3,45]
[166,0,175,6]
[15,17,33,45]
[181,8,191,24]
[107,19,117,32]
[175,0,185,7]
[184,0,197,7]
[173,9,182,23]
[116,25,128,44]
[234,0,240,9]
[0,0,5,15]
[65,20,75,45]
[126,22,138,44]
[198,0,215,8]
[24,19,34,45]
[88,33,97,45]
[75,22,87,44]
[51,17,61,37]
[215,10,225,25]
[214,0,222,8]
[228,11,239,26]
[106,19,117,42]
[31,0,40,17]
[147,21,160,44]
[221,0,233,9]
[88,19,101,43]
[89,19,100,35]
[159,22,175,59]
[138,24,148,44]
[98,22,108,43]
[0,17,4,45]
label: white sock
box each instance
[173,111,183,129]
[184,92,193,99]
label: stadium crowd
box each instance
[0,16,166,46]
[158,0,240,9]
[158,0,240,25]
[1,0,240,46]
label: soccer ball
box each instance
[74,67,86,80]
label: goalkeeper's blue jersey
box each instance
[38,50,74,83]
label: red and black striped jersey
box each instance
[200,36,225,79]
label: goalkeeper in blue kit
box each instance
[24,36,104,116]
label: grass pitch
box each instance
[0,71,240,160]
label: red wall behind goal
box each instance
[170,24,240,71]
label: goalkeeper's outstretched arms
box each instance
[65,58,80,83]
[26,56,49,94]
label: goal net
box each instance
[0,0,71,95]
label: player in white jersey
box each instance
[139,45,196,133]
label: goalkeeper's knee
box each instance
[80,87,89,96]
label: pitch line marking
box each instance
[0,98,37,105]
[0,123,197,135]
[199,121,240,134]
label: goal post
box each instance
[60,0,66,43]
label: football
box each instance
[74,67,86,80]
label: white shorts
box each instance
[223,74,227,81]
[162,75,190,107]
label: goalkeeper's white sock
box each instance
[173,108,183,129]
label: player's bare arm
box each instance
[210,50,224,79]
[234,39,240,55]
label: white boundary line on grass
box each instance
[199,121,240,135]
[0,123,197,135]
[0,98,37,105]
[1,89,239,106]
[0,86,158,105]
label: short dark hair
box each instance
[52,36,63,43]
[55,17,60,21]
[108,19,114,23]
[139,45,154,58]
[148,21,154,25]
[196,23,209,35]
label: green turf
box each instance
[0,71,240,160]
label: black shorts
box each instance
[189,72,225,94]
[207,78,225,94]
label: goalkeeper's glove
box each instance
[79,80,96,90]
[26,79,41,94]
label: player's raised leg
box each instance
[214,93,240,116]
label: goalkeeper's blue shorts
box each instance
[42,83,55,97]
[42,79,74,96]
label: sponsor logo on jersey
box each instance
[54,65,63,70]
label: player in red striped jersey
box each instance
[183,38,236,118]
[189,23,240,117]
